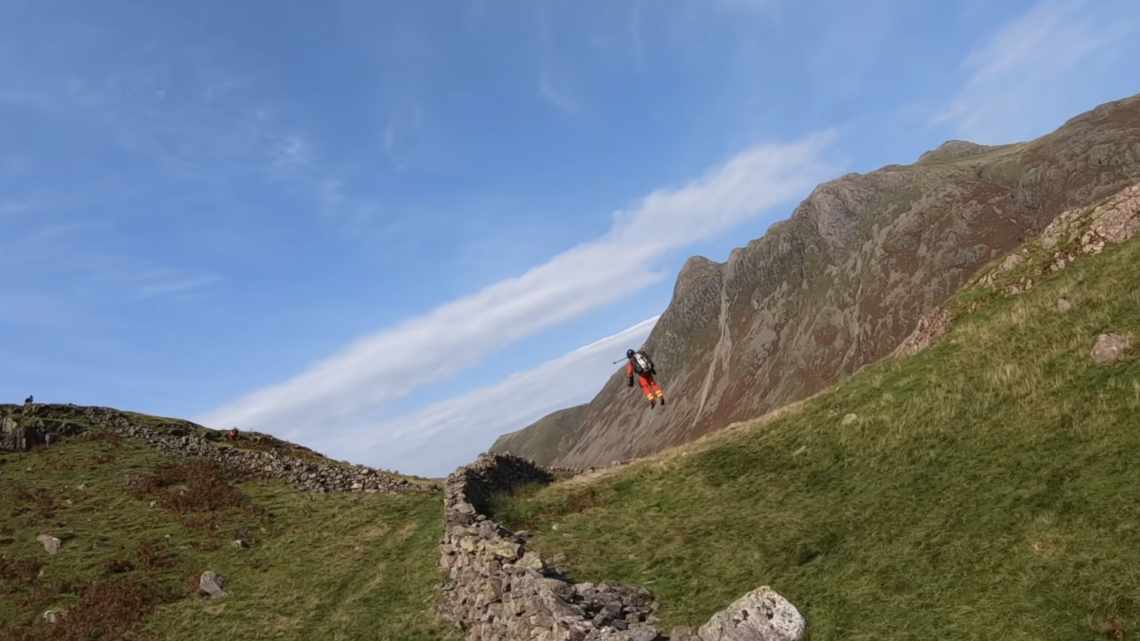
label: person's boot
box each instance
[649,399,656,409]
[660,396,666,406]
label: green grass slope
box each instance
[0,435,457,641]
[493,219,1140,638]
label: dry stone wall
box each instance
[0,404,422,494]
[439,454,805,641]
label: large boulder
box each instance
[698,587,805,641]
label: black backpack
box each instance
[631,351,655,375]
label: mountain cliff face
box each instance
[492,94,1140,468]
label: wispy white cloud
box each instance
[533,2,582,115]
[629,0,646,70]
[0,196,53,218]
[0,223,220,303]
[135,274,221,300]
[935,0,1135,142]
[327,316,659,475]
[716,0,776,12]
[270,133,313,170]
[198,131,839,461]
[382,100,424,166]
[538,69,581,114]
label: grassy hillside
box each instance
[492,221,1140,638]
[0,435,457,641]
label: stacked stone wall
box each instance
[0,404,422,494]
[439,454,805,641]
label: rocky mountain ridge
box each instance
[494,93,1140,467]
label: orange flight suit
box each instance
[627,361,664,401]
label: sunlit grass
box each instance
[493,234,1140,639]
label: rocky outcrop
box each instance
[505,93,1140,469]
[438,454,804,641]
[0,404,425,494]
[976,182,1140,294]
[892,307,952,358]
[1038,183,1140,270]
[1,405,78,451]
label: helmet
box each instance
[626,349,636,358]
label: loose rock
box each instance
[1091,333,1132,365]
[36,534,62,555]
[697,587,805,641]
[199,571,226,599]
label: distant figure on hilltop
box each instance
[226,428,239,442]
[24,395,33,405]
[625,349,666,409]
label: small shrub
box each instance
[10,485,57,519]
[135,540,177,571]
[101,558,134,575]
[0,558,43,586]
[85,431,122,446]
[46,577,152,641]
[129,462,246,516]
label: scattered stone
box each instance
[628,628,659,641]
[671,626,699,641]
[841,413,858,427]
[199,571,226,599]
[999,253,1025,272]
[1056,298,1073,313]
[232,539,249,549]
[697,586,806,641]
[0,403,424,494]
[1091,334,1132,365]
[894,307,952,357]
[1039,184,1140,268]
[36,534,62,555]
[41,609,65,624]
[517,551,544,571]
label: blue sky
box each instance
[3,0,1138,475]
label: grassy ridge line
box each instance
[0,436,458,641]
[493,226,1140,637]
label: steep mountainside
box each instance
[488,405,586,467]
[494,93,1140,468]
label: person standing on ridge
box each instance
[626,349,666,408]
